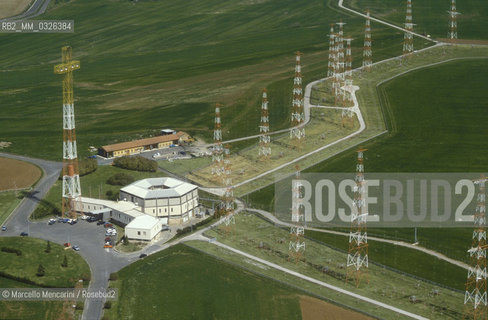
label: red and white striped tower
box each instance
[363,10,373,71]
[346,148,369,287]
[221,145,235,231]
[212,104,224,184]
[448,0,460,43]
[327,24,336,79]
[54,46,82,219]
[464,176,488,320]
[259,89,271,158]
[403,0,414,57]
[290,51,305,141]
[289,165,305,263]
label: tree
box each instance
[123,235,129,246]
[36,264,45,277]
[61,254,68,268]
[45,241,51,253]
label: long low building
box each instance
[99,131,192,158]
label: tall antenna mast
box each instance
[54,46,81,219]
[346,148,369,287]
[212,104,224,184]
[363,10,373,71]
[403,0,414,57]
[259,89,271,159]
[344,37,354,107]
[290,52,305,141]
[464,176,488,319]
[448,0,460,42]
[221,145,235,232]
[327,24,336,79]
[289,165,305,263]
[334,21,346,106]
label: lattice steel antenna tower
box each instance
[54,46,81,219]
[344,37,354,108]
[334,21,346,106]
[289,165,305,263]
[259,89,271,158]
[327,24,336,79]
[221,145,235,231]
[448,0,460,42]
[363,10,373,70]
[212,104,224,184]
[346,148,369,287]
[464,176,488,320]
[403,0,414,57]
[290,52,305,141]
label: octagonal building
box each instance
[120,177,199,224]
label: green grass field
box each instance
[344,0,488,41]
[202,213,464,319]
[0,0,432,160]
[105,244,312,320]
[0,277,69,320]
[0,191,22,225]
[247,55,488,269]
[0,237,90,319]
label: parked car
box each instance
[97,221,105,226]
[64,242,71,247]
[139,253,147,259]
[20,232,28,236]
[80,215,87,220]
[62,218,70,223]
[87,217,97,222]
[48,220,56,225]
[72,245,80,251]
[1,226,6,231]
[58,218,64,223]
[104,223,113,228]
[69,219,77,225]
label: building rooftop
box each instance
[126,215,161,230]
[101,131,185,153]
[120,177,198,199]
[81,197,142,218]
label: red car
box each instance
[64,242,71,247]
[104,223,113,228]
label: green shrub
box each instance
[106,173,135,186]
[113,156,157,172]
[104,301,112,309]
[1,247,22,256]
[109,272,118,281]
[79,158,98,176]
[36,264,45,277]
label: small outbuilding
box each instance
[125,215,163,241]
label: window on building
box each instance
[171,208,173,212]
[143,231,146,235]
[153,209,155,214]
[137,231,141,235]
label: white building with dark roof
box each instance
[119,177,199,224]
